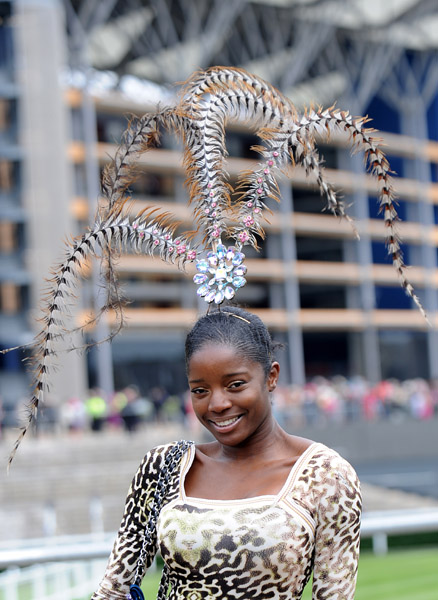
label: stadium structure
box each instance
[0,0,437,416]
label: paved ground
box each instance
[356,458,438,500]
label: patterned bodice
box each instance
[92,442,361,600]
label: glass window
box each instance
[375,285,412,310]
[300,284,346,309]
[296,236,343,262]
[379,330,428,379]
[303,332,349,378]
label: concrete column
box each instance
[174,174,196,309]
[278,182,305,385]
[401,101,438,379]
[82,87,115,400]
[16,0,88,404]
[339,150,381,383]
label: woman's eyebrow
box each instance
[225,371,248,377]
[190,371,248,384]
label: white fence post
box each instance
[2,568,20,600]
[372,532,389,555]
[32,564,47,599]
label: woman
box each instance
[92,307,362,600]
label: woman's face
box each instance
[188,343,280,446]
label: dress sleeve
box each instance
[311,452,362,600]
[91,444,172,599]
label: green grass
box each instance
[355,548,438,600]
[142,547,438,600]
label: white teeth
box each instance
[213,416,240,428]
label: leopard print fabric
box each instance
[92,442,361,600]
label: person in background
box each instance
[85,389,107,432]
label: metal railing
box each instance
[0,560,107,600]
[1,508,438,569]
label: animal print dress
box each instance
[92,442,361,599]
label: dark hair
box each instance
[185,306,279,377]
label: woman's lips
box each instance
[208,415,243,432]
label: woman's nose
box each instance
[208,390,232,412]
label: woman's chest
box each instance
[184,458,298,500]
[157,500,315,571]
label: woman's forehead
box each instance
[188,343,257,370]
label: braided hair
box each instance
[185,307,279,378]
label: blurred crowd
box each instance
[273,376,438,428]
[0,377,437,437]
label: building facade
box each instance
[1,0,437,416]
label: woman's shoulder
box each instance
[309,441,356,466]
[282,434,343,468]
[138,440,194,471]
[129,440,194,489]
[302,441,360,491]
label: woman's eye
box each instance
[191,387,207,395]
[229,381,245,389]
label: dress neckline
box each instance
[179,441,322,505]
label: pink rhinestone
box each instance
[168,247,174,253]
[177,245,186,254]
[273,151,279,157]
[209,191,214,197]
[153,240,159,245]
[239,231,249,243]
[257,178,263,183]
[268,160,274,166]
[139,232,145,238]
[211,202,217,208]
[247,202,253,208]
[175,240,180,245]
[212,230,220,238]
[187,250,196,260]
[165,234,170,240]
[153,229,158,235]
[212,212,217,217]
[264,169,270,174]
[257,188,263,194]
[254,208,260,213]
[207,182,212,188]
[133,223,138,229]
[205,208,210,214]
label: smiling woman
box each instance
[92,307,362,600]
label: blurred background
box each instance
[0,0,437,599]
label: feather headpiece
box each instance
[2,66,427,466]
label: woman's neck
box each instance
[216,418,290,463]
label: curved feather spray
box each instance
[181,67,357,246]
[2,66,427,466]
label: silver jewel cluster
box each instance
[194,244,247,304]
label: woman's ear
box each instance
[267,361,280,392]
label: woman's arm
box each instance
[311,453,362,600]
[91,444,173,599]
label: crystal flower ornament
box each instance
[194,244,246,304]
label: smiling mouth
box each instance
[209,415,243,430]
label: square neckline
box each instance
[179,441,322,505]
